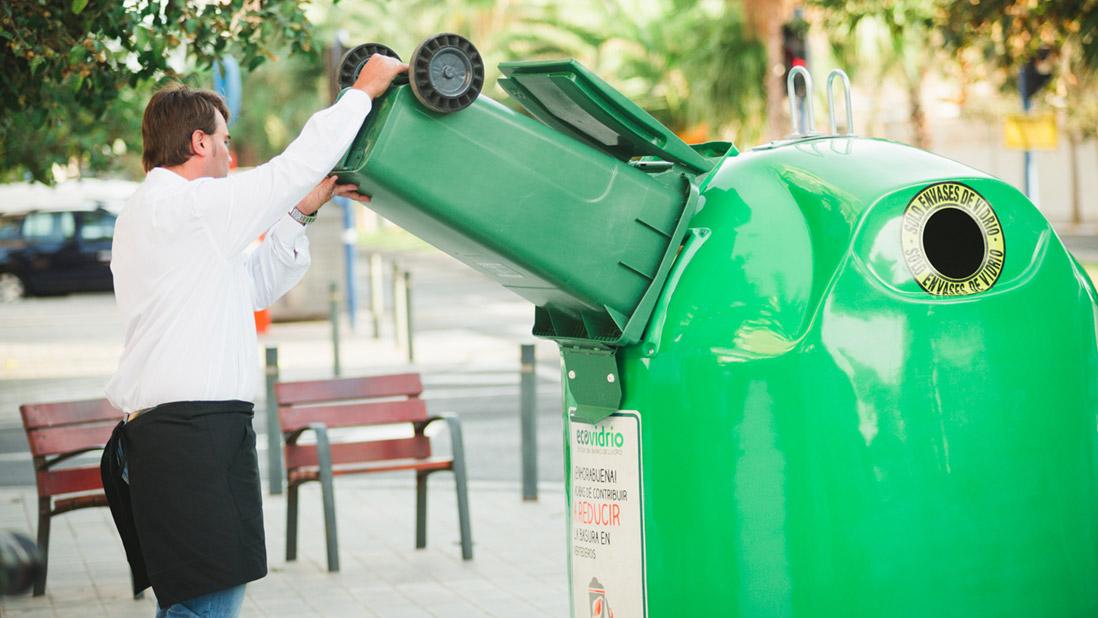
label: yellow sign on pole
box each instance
[1004,113,1058,150]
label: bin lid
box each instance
[498,59,713,174]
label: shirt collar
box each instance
[146,167,190,187]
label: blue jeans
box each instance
[155,584,246,617]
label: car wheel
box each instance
[0,273,26,302]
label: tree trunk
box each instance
[743,0,793,140]
[1069,128,1081,227]
[907,72,930,150]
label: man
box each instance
[100,54,407,617]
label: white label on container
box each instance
[569,411,646,617]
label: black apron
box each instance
[101,400,267,608]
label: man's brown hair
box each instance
[141,85,230,172]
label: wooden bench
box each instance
[19,398,128,597]
[277,372,473,572]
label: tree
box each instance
[493,0,767,143]
[942,0,1098,136]
[811,0,940,149]
[742,0,794,140]
[943,1,1098,71]
[0,0,316,182]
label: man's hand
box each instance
[294,176,370,217]
[295,176,337,216]
[353,55,409,99]
[334,183,371,205]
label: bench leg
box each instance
[415,470,428,549]
[319,468,339,572]
[310,423,340,573]
[33,498,49,596]
[286,482,299,562]
[454,464,473,561]
[440,414,473,560]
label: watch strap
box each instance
[289,206,316,225]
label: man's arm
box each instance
[193,55,405,258]
[246,215,311,311]
[246,177,363,309]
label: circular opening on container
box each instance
[922,207,985,279]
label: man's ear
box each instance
[190,130,207,158]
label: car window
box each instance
[79,210,117,242]
[22,212,75,243]
[0,217,21,240]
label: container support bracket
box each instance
[561,346,621,424]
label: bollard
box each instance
[329,281,341,377]
[394,267,408,360]
[520,344,537,501]
[265,346,283,495]
[391,261,402,342]
[403,271,414,364]
[338,197,358,332]
[369,253,383,339]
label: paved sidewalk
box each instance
[0,478,569,617]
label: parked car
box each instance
[0,207,116,302]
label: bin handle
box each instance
[826,69,854,135]
[641,227,711,357]
[787,66,815,137]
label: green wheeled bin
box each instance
[334,40,1098,617]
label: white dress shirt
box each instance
[106,89,372,413]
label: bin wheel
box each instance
[409,33,484,113]
[337,43,405,90]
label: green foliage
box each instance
[313,0,766,141]
[815,0,1098,137]
[943,1,1098,71]
[232,49,326,166]
[492,0,767,141]
[0,0,316,183]
[941,0,1098,135]
[812,0,937,77]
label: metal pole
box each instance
[337,196,358,332]
[403,271,414,364]
[520,344,538,501]
[391,261,401,338]
[329,281,341,377]
[265,346,283,495]
[394,267,407,359]
[369,253,383,339]
[1020,69,1037,203]
[1069,129,1082,227]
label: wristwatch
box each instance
[288,206,316,225]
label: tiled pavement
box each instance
[0,478,569,617]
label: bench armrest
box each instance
[283,421,331,446]
[40,447,103,470]
[418,414,468,474]
[284,422,334,473]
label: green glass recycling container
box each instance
[330,51,1098,617]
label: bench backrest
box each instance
[20,399,121,459]
[20,398,121,498]
[276,373,431,467]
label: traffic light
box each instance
[1020,47,1054,104]
[782,17,808,97]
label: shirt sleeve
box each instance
[246,214,311,310]
[192,89,372,257]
